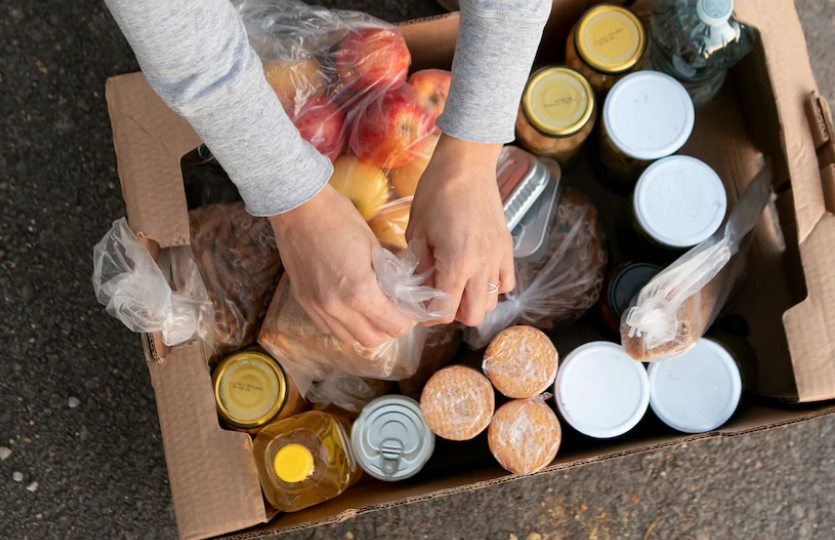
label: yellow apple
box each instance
[368,201,411,249]
[263,57,327,116]
[329,156,390,220]
[389,133,439,198]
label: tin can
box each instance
[351,395,435,481]
[516,67,597,166]
[497,146,553,231]
[600,261,662,334]
[212,349,307,434]
[598,71,695,189]
[565,4,647,95]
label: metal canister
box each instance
[212,349,306,434]
[350,395,435,482]
[497,146,553,231]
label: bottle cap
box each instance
[522,67,595,137]
[213,350,287,430]
[351,395,435,481]
[555,342,649,439]
[633,156,727,248]
[697,0,734,26]
[273,444,315,483]
[575,5,646,74]
[603,71,695,161]
[648,338,742,433]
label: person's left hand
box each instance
[406,133,515,327]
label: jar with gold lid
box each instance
[565,4,647,95]
[516,67,596,166]
[213,348,307,434]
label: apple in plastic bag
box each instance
[291,97,346,161]
[368,200,411,249]
[390,132,439,198]
[263,57,327,116]
[408,69,452,124]
[336,27,410,95]
[328,155,390,220]
[349,89,433,169]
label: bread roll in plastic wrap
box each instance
[420,365,495,441]
[483,326,558,399]
[488,396,562,474]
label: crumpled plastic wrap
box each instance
[258,241,453,406]
[488,395,562,474]
[307,373,393,416]
[466,187,607,349]
[188,202,283,364]
[482,326,559,399]
[92,218,213,347]
[622,163,773,361]
[419,364,495,441]
[398,323,463,399]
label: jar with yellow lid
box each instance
[212,349,307,434]
[252,411,359,512]
[565,4,647,95]
[516,67,596,166]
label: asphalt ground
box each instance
[1,0,835,539]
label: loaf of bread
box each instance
[483,326,558,399]
[420,365,495,441]
[488,397,562,474]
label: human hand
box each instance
[269,185,416,347]
[406,134,515,326]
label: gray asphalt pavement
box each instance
[1,1,834,539]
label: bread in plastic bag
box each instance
[420,364,495,441]
[258,241,453,402]
[398,323,463,399]
[621,163,773,361]
[92,218,212,347]
[188,202,283,364]
[488,395,562,474]
[307,373,393,416]
[482,326,559,399]
[465,187,607,349]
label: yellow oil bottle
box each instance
[252,410,358,512]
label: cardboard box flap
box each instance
[145,341,267,540]
[106,73,200,249]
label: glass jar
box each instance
[516,67,596,166]
[599,261,662,335]
[565,4,647,95]
[598,71,695,189]
[213,349,307,434]
[632,156,727,251]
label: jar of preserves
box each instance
[213,349,307,434]
[516,67,596,166]
[598,71,695,189]
[565,4,647,95]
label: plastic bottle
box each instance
[650,0,756,105]
[252,411,358,512]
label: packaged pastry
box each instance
[482,326,558,399]
[488,396,562,474]
[420,365,495,441]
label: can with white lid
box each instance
[632,155,727,250]
[598,71,695,188]
[351,395,435,482]
[555,341,649,439]
[647,338,742,433]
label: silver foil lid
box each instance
[498,146,552,231]
[350,395,435,482]
[512,156,561,259]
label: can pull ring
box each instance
[379,438,404,476]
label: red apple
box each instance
[291,97,346,161]
[408,69,452,123]
[336,28,410,95]
[263,57,327,116]
[350,89,433,169]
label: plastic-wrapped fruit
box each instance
[263,57,327,116]
[336,27,410,93]
[389,132,439,198]
[291,97,346,161]
[368,201,411,249]
[328,156,389,220]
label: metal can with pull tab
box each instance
[350,395,435,482]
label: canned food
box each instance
[212,349,307,434]
[632,156,727,250]
[565,5,647,94]
[351,395,435,481]
[516,67,596,166]
[599,71,695,188]
[600,261,662,334]
[555,342,649,439]
[647,338,742,433]
[497,146,553,231]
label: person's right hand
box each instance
[268,185,416,348]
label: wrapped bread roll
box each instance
[483,326,558,399]
[488,396,562,474]
[420,365,495,441]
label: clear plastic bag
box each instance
[235,0,449,245]
[482,326,559,399]
[92,218,212,347]
[307,373,392,415]
[465,187,608,349]
[258,241,454,402]
[621,163,773,361]
[397,323,462,399]
[188,202,283,364]
[487,395,562,475]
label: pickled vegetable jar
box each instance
[565,4,647,95]
[516,67,596,166]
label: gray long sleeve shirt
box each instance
[105,0,551,217]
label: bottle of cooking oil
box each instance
[252,410,358,512]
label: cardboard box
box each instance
[104,0,835,538]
